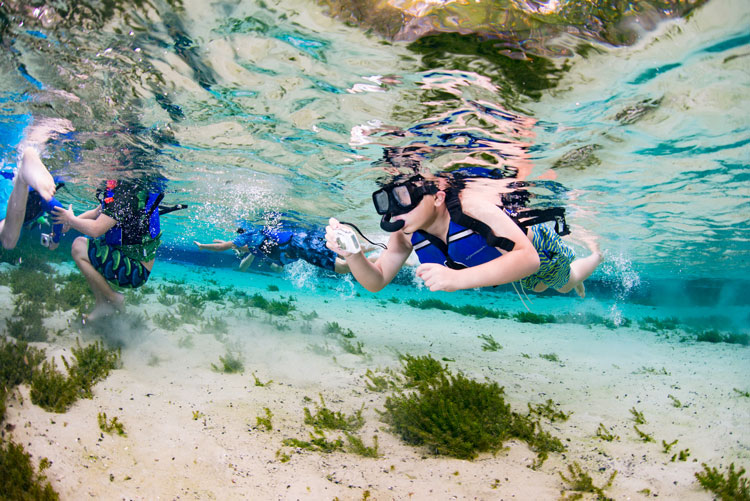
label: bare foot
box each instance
[19,147,56,201]
[84,293,125,322]
[575,283,586,298]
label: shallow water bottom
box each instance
[2,259,749,499]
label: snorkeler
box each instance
[325,174,602,297]
[0,118,74,251]
[194,223,379,274]
[52,179,166,321]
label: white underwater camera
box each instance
[334,226,361,254]
[40,233,51,248]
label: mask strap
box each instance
[339,221,387,250]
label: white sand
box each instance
[3,261,749,499]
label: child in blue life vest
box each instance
[52,179,162,321]
[325,174,602,297]
[194,223,379,274]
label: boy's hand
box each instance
[416,263,460,292]
[51,204,75,226]
[325,217,358,257]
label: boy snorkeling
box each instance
[194,223,379,274]
[325,174,602,296]
[52,180,163,321]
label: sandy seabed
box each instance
[2,260,749,500]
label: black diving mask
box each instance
[372,175,437,232]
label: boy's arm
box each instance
[325,218,411,292]
[416,204,540,292]
[51,205,116,238]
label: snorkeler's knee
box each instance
[71,237,89,259]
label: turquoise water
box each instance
[0,2,748,319]
[1,1,749,498]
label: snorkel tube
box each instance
[379,213,405,232]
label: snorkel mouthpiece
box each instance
[380,214,405,232]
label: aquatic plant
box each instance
[0,339,44,390]
[595,423,619,442]
[178,335,194,349]
[514,311,556,324]
[539,353,560,363]
[634,366,671,376]
[256,407,273,431]
[340,339,366,355]
[30,358,79,413]
[54,273,94,311]
[9,268,57,309]
[252,373,273,387]
[152,312,182,330]
[211,352,244,373]
[266,298,296,317]
[478,333,502,352]
[5,309,47,342]
[667,394,682,408]
[267,284,279,292]
[639,316,681,332]
[383,371,563,461]
[734,388,750,398]
[558,462,617,501]
[156,291,176,306]
[0,439,59,500]
[159,283,186,296]
[345,434,379,458]
[671,448,690,462]
[267,319,292,332]
[400,354,447,388]
[304,395,364,432]
[97,412,126,436]
[633,425,654,443]
[204,288,224,302]
[695,462,749,501]
[180,292,206,310]
[140,285,155,295]
[324,321,356,338]
[282,431,344,453]
[177,303,204,324]
[405,298,506,319]
[363,368,401,392]
[696,329,750,346]
[300,311,319,321]
[124,290,144,305]
[528,399,571,422]
[629,407,646,424]
[68,340,121,398]
[192,410,204,420]
[202,315,229,334]
[662,439,678,454]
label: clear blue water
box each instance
[0,0,748,321]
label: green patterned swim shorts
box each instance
[521,224,576,291]
[87,238,151,288]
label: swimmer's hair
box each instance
[236,228,245,234]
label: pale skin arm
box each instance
[194,239,237,252]
[326,218,412,292]
[51,205,116,238]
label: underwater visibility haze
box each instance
[0,0,749,498]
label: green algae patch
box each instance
[400,354,447,388]
[695,462,749,501]
[559,461,617,500]
[382,371,564,461]
[304,395,364,432]
[30,340,121,413]
[0,439,59,501]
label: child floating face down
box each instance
[194,223,380,274]
[325,174,602,296]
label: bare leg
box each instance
[557,239,603,297]
[17,148,56,200]
[71,237,124,320]
[238,253,255,272]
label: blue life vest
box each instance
[411,220,502,270]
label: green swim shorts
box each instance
[87,238,151,289]
[521,224,576,291]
